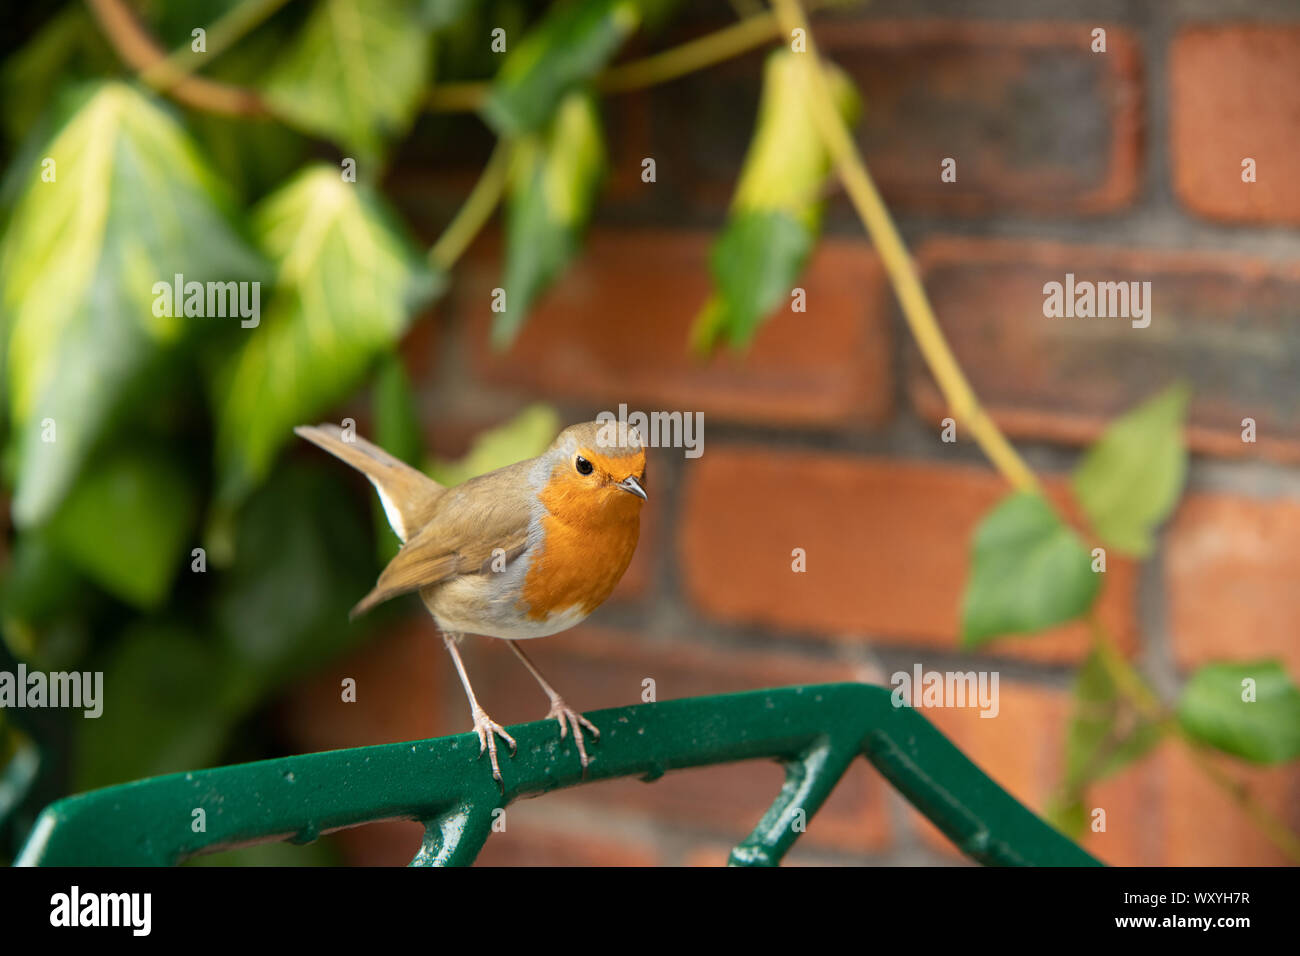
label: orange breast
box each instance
[521,471,642,620]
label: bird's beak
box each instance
[616,475,648,501]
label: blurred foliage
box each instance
[961,491,1098,649]
[961,385,1300,842]
[0,0,638,863]
[262,0,432,161]
[426,403,560,487]
[692,50,858,351]
[497,91,605,346]
[1177,661,1300,764]
[1073,383,1191,558]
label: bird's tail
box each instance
[294,423,444,545]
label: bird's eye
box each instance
[575,456,593,475]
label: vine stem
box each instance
[1088,615,1300,863]
[429,138,513,272]
[86,0,270,116]
[770,0,1037,493]
[427,1,839,113]
[140,0,295,88]
[774,0,1300,862]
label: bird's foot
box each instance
[471,706,517,791]
[546,698,600,771]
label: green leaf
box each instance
[1072,383,1190,557]
[371,353,424,562]
[1061,649,1162,803]
[495,92,605,347]
[212,165,439,502]
[420,0,476,29]
[961,492,1101,648]
[692,50,859,352]
[372,352,424,468]
[46,447,198,609]
[262,0,432,160]
[74,624,245,791]
[1178,660,1300,764]
[0,6,116,146]
[1043,795,1087,840]
[692,209,812,351]
[214,465,375,685]
[427,403,560,486]
[0,83,264,526]
[482,0,639,136]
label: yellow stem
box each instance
[769,0,1037,494]
[598,10,784,93]
[427,3,840,114]
[429,139,512,271]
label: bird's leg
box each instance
[442,631,515,790]
[506,640,599,771]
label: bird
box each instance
[293,419,647,787]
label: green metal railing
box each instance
[14,683,1100,866]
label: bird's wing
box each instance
[349,460,537,618]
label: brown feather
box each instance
[348,458,535,618]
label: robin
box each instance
[294,420,647,786]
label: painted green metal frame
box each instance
[15,683,1100,866]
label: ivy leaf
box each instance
[1178,660,1300,764]
[0,82,264,527]
[262,0,432,161]
[212,165,439,504]
[692,50,859,352]
[214,464,375,686]
[372,352,424,469]
[961,492,1101,648]
[46,447,197,609]
[495,91,605,347]
[1072,383,1190,557]
[427,404,560,487]
[0,5,116,146]
[74,624,246,791]
[482,0,639,136]
[693,210,813,351]
[1064,650,1163,791]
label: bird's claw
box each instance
[471,707,517,790]
[546,698,600,771]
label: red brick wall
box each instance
[282,5,1300,865]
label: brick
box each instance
[639,20,1141,217]
[472,801,661,866]
[1155,741,1300,866]
[679,448,1138,663]
[1170,25,1300,225]
[1165,493,1300,680]
[328,819,426,867]
[458,230,892,427]
[908,238,1300,463]
[278,618,451,753]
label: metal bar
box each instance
[13,683,1100,867]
